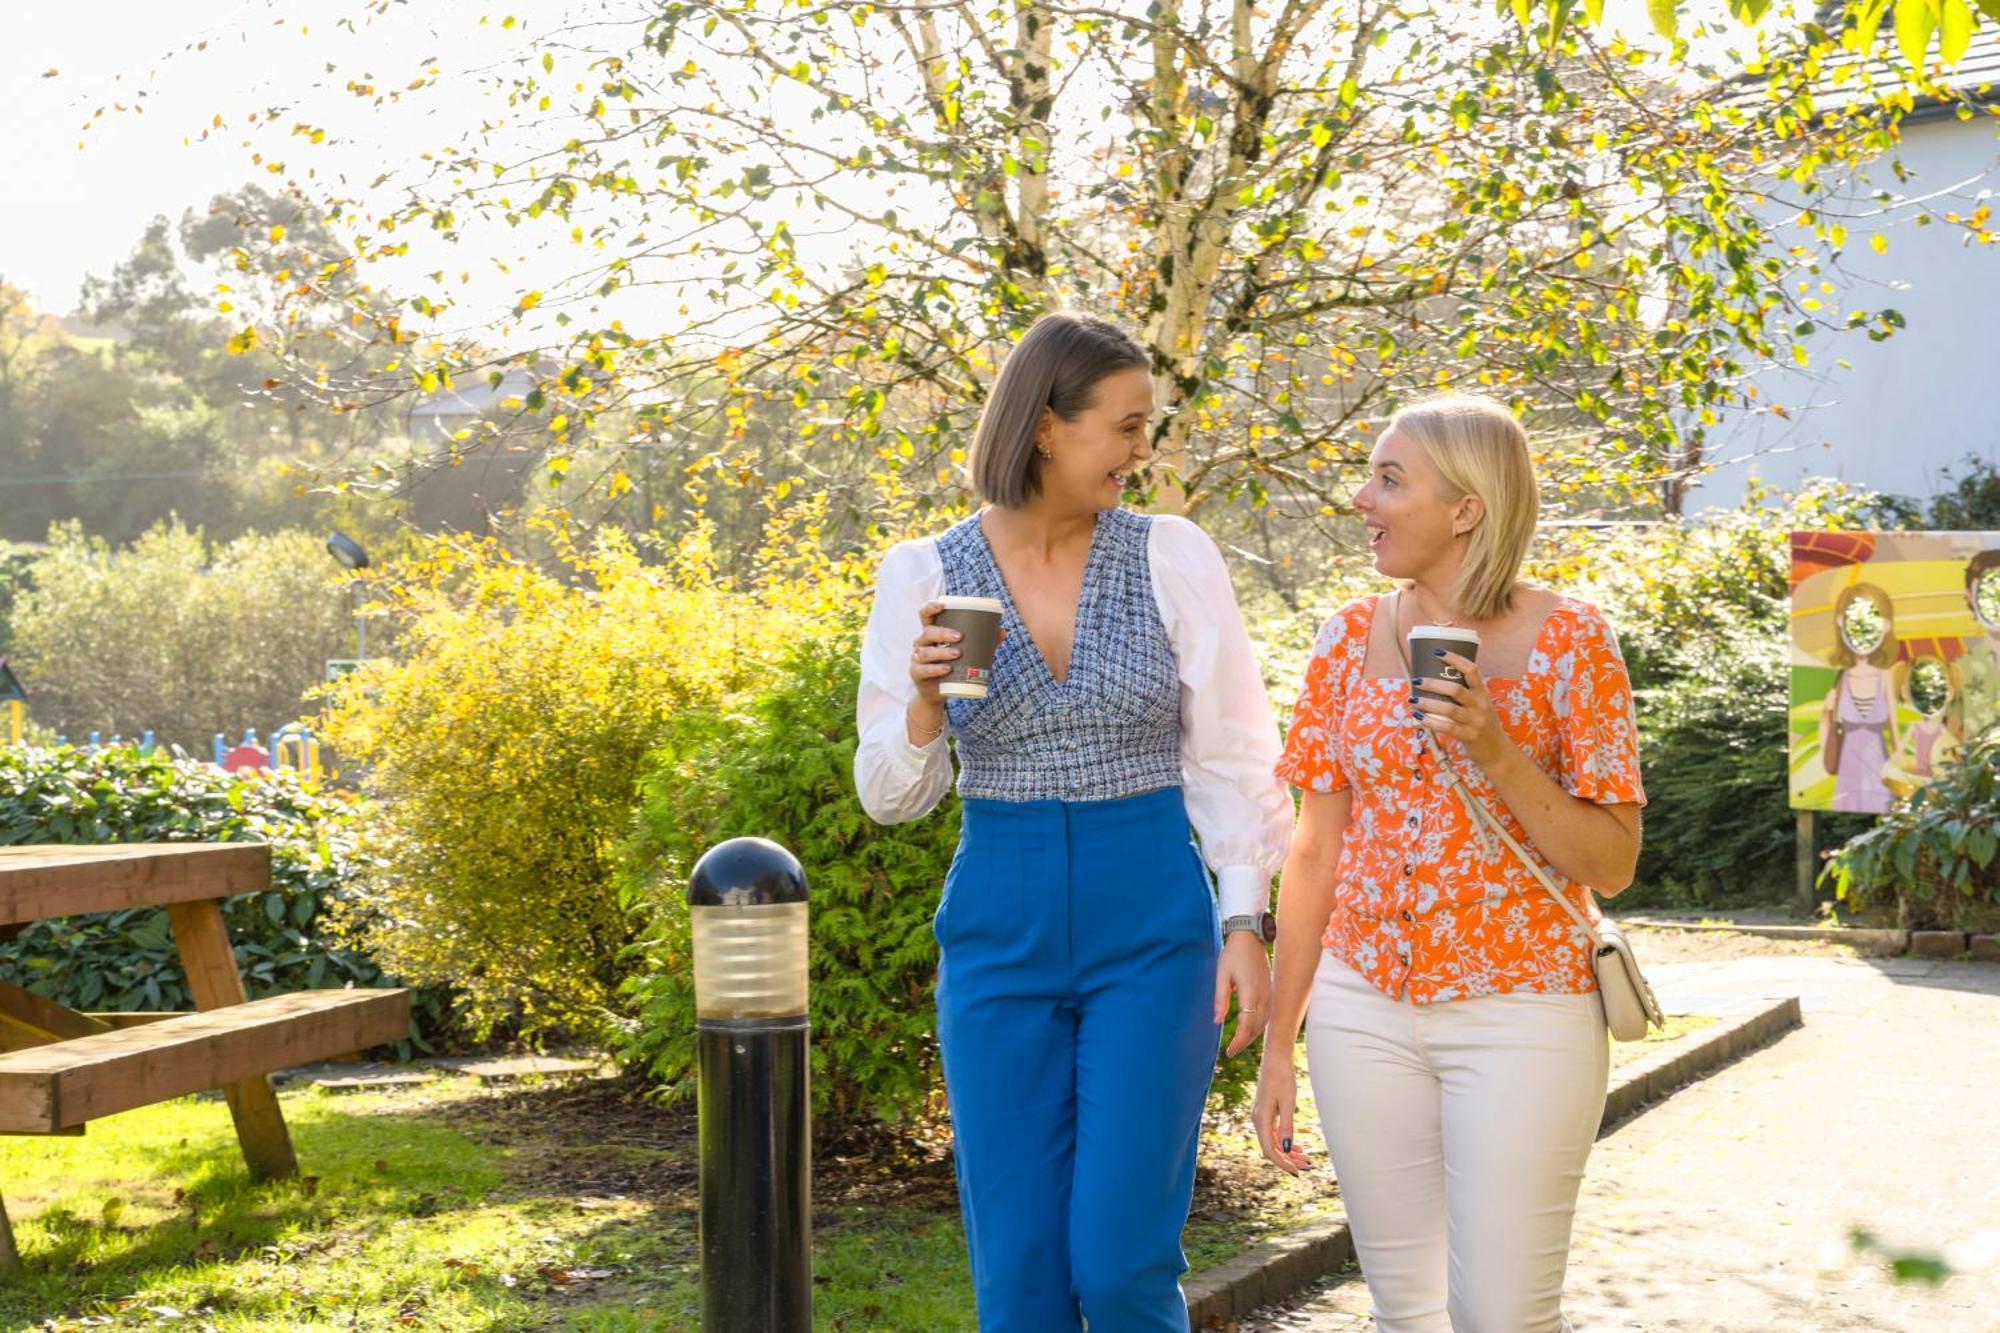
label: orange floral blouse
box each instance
[1276,593,1647,1004]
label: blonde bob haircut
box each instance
[1388,396,1538,622]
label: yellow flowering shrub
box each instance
[321,526,844,1041]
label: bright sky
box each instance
[5,0,1759,323]
[4,0,548,319]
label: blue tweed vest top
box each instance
[937,508,1182,803]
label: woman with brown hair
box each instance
[854,312,1293,1330]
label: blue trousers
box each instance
[936,786,1222,1331]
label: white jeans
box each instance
[1305,955,1609,1333]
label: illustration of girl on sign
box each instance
[1883,654,1960,798]
[1817,583,1902,814]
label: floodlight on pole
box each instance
[323,532,373,660]
[325,532,371,571]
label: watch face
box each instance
[1260,914,1278,944]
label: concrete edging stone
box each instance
[1617,916,1910,955]
[1183,996,1804,1328]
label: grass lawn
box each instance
[0,1064,1336,1332]
[0,1019,1714,1330]
[0,1081,693,1331]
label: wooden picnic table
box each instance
[0,843,409,1271]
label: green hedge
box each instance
[0,744,446,1049]
[1626,605,1796,906]
[616,631,958,1131]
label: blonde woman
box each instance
[1252,396,1646,1332]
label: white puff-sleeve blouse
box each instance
[852,514,1294,919]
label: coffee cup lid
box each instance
[1408,623,1482,646]
[938,595,1005,615]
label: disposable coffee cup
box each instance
[1408,624,1481,703]
[935,596,1006,699]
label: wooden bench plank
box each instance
[0,989,410,1133]
[0,844,271,926]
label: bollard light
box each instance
[688,837,811,1332]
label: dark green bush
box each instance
[0,744,448,1049]
[1822,730,2000,932]
[1625,605,1796,908]
[616,630,959,1131]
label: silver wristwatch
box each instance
[1222,912,1276,944]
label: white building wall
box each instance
[1689,113,2000,512]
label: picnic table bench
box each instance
[0,843,410,1270]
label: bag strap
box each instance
[1389,590,1606,951]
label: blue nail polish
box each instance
[1432,647,1446,657]
[1281,1137,1292,1152]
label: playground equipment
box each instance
[0,659,328,782]
[31,726,324,783]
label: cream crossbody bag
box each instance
[1392,592,1664,1042]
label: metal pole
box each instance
[688,837,812,1332]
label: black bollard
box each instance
[689,837,811,1331]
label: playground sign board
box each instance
[1789,531,2000,814]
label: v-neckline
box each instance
[973,508,1106,689]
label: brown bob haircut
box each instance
[969,313,1151,508]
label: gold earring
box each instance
[1037,447,1053,460]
